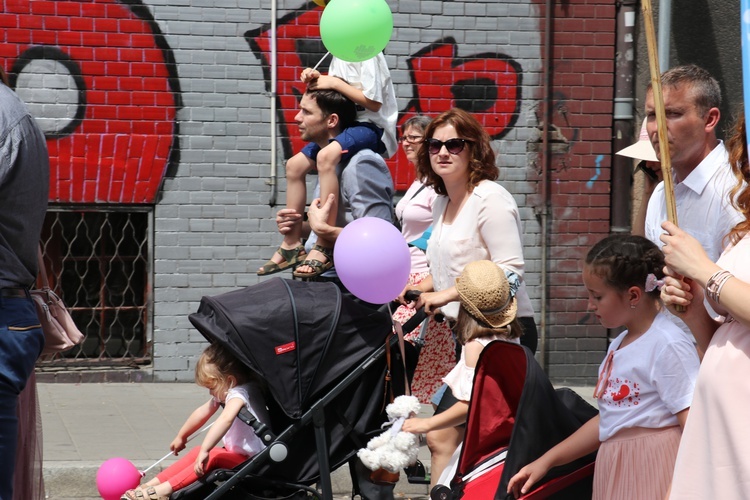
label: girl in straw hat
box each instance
[508,234,699,500]
[402,260,521,488]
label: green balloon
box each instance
[320,0,394,63]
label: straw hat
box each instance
[616,117,658,162]
[455,260,517,329]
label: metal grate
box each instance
[37,207,152,369]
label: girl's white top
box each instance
[220,382,270,456]
[596,313,699,441]
[443,336,519,401]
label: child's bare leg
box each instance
[295,142,341,276]
[426,426,464,490]
[258,152,313,273]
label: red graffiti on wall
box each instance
[0,0,180,204]
[246,5,522,190]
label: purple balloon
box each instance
[334,217,411,304]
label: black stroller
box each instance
[171,277,416,500]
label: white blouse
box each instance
[426,180,534,320]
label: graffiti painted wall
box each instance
[1,0,616,383]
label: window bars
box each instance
[37,208,152,369]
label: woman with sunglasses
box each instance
[400,108,537,486]
[392,116,457,406]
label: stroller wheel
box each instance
[430,485,451,500]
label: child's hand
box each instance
[301,68,321,83]
[194,449,210,476]
[402,417,432,434]
[170,436,187,455]
[507,457,551,498]
[306,74,339,91]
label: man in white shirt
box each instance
[641,64,743,261]
[636,65,743,346]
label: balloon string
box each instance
[139,422,215,476]
[312,51,331,72]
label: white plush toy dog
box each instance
[358,395,422,473]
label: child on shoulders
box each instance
[258,52,397,280]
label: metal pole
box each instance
[268,0,278,206]
[611,0,638,234]
[657,0,671,72]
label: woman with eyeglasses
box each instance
[400,108,537,487]
[392,116,456,407]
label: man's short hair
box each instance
[649,64,721,117]
[305,85,357,131]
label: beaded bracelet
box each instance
[705,269,733,304]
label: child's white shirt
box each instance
[597,313,700,441]
[442,336,520,401]
[220,382,269,456]
[329,54,398,158]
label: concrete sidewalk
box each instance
[39,383,596,499]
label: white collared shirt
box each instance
[645,141,744,337]
[645,141,743,262]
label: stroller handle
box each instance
[397,290,446,336]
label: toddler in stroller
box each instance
[121,343,269,500]
[165,276,415,500]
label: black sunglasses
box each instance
[427,138,471,155]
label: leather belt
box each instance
[0,288,30,299]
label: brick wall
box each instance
[1,0,617,383]
[533,0,615,382]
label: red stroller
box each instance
[433,341,598,500]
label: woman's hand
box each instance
[194,449,210,476]
[397,286,420,306]
[660,221,713,281]
[507,456,553,498]
[660,270,696,314]
[402,417,433,434]
[170,436,187,456]
[415,288,455,315]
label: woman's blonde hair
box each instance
[195,343,252,395]
[453,307,522,345]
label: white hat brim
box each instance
[616,140,658,162]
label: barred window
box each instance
[38,207,152,369]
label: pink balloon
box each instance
[96,457,142,500]
[334,217,411,304]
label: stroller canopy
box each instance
[189,278,392,419]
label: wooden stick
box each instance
[642,0,684,311]
[641,0,678,225]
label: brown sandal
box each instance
[257,244,307,276]
[293,244,333,280]
[120,489,146,500]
